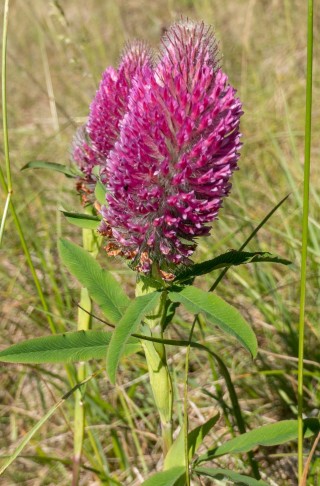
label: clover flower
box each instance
[72,41,153,201]
[100,21,243,273]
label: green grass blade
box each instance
[209,194,290,292]
[298,0,314,480]
[2,0,12,193]
[0,191,11,245]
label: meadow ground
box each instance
[0,0,319,484]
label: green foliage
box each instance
[59,239,130,323]
[61,210,100,230]
[0,331,141,364]
[21,160,81,178]
[197,419,320,463]
[194,467,269,485]
[174,250,291,283]
[106,292,162,384]
[169,286,258,357]
[164,413,220,470]
[0,331,110,363]
[95,180,107,205]
[141,467,185,486]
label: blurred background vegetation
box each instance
[0,0,319,484]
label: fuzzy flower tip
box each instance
[99,20,243,273]
[72,41,153,200]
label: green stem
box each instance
[183,317,197,486]
[134,332,258,473]
[72,287,91,486]
[141,326,173,455]
[1,0,56,333]
[0,168,56,333]
[298,0,313,480]
[0,191,11,245]
[73,226,98,485]
[136,278,173,455]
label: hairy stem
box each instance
[73,226,99,485]
[141,324,173,455]
[136,277,173,455]
[183,316,197,486]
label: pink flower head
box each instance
[101,20,243,273]
[72,41,153,201]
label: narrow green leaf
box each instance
[195,467,269,486]
[59,239,130,323]
[175,250,291,283]
[95,180,107,205]
[106,292,161,384]
[21,160,81,178]
[61,210,100,230]
[0,331,141,364]
[164,413,220,470]
[141,467,185,486]
[197,419,320,463]
[188,413,220,461]
[169,287,257,357]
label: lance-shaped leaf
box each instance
[61,210,101,230]
[174,250,291,283]
[195,467,269,485]
[141,467,185,486]
[21,160,81,178]
[169,286,257,357]
[164,413,220,470]
[0,331,141,364]
[59,239,130,324]
[196,419,320,463]
[106,292,161,384]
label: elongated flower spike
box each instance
[72,41,153,202]
[101,20,243,274]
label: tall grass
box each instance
[1,1,319,484]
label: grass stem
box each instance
[0,191,11,245]
[1,0,56,333]
[298,0,313,480]
[0,167,56,333]
[2,0,12,192]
